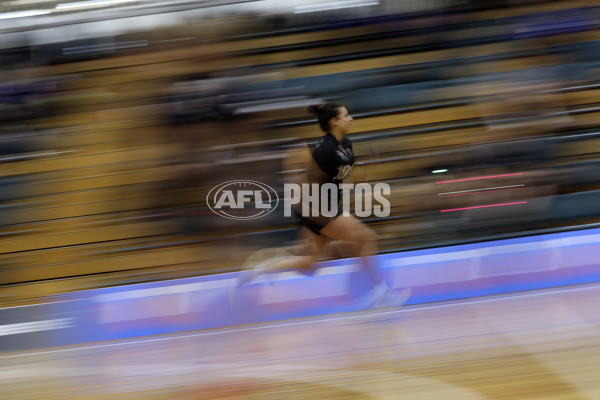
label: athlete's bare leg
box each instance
[318,214,409,307]
[236,227,327,288]
[319,214,385,289]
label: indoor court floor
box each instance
[1,283,599,399]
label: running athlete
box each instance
[232,102,408,307]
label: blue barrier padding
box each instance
[2,228,600,351]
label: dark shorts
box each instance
[294,206,343,236]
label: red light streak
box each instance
[440,201,528,213]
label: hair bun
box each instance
[307,104,322,116]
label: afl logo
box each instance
[207,180,279,220]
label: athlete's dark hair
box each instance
[308,102,344,132]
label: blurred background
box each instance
[1,0,600,304]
